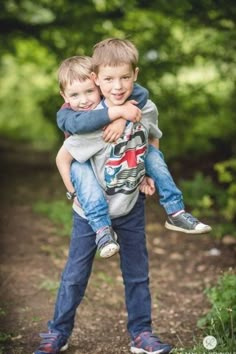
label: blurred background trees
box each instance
[1,0,235,233]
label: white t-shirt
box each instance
[64,99,162,219]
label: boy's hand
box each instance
[108,100,141,123]
[122,100,142,122]
[139,176,155,195]
[103,119,126,143]
[74,197,81,207]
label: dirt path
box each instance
[0,140,235,354]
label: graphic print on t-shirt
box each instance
[104,122,148,195]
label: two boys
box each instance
[55,48,211,261]
[34,38,211,354]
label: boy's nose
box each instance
[80,95,88,104]
[113,79,122,90]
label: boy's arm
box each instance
[63,131,106,164]
[128,83,149,109]
[57,106,110,134]
[102,84,149,142]
[57,83,148,134]
[102,118,127,143]
[141,99,163,140]
[56,145,75,193]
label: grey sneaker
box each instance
[96,226,120,258]
[165,212,212,234]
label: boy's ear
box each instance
[60,90,68,102]
[134,67,139,81]
[91,72,99,85]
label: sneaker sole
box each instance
[165,221,212,234]
[130,346,172,354]
[60,343,69,351]
[33,343,68,354]
[100,243,120,258]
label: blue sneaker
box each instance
[96,226,120,258]
[130,331,172,354]
[34,332,68,354]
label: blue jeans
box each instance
[70,160,111,232]
[145,145,184,214]
[48,193,152,340]
[71,146,184,230]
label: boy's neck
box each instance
[103,98,114,108]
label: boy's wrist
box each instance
[108,106,123,121]
[66,191,77,200]
[108,104,136,121]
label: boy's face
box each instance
[61,78,101,111]
[93,64,139,107]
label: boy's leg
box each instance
[145,145,184,214]
[34,211,97,354]
[70,160,111,231]
[113,193,172,353]
[70,161,119,258]
[113,193,152,338]
[145,145,212,234]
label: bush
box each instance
[197,271,236,350]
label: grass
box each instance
[39,279,59,295]
[173,271,236,353]
[33,199,72,237]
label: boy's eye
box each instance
[104,77,112,82]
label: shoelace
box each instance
[181,212,199,225]
[38,332,60,350]
[134,332,163,346]
[96,228,117,249]
[142,333,162,345]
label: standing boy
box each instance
[34,38,178,354]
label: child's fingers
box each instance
[127,99,138,105]
[103,130,117,143]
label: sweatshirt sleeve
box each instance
[129,83,149,109]
[63,131,106,163]
[57,106,110,134]
[57,83,149,134]
[141,100,163,139]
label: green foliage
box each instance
[197,271,236,350]
[33,199,72,237]
[1,0,235,157]
[179,159,236,238]
[215,159,236,222]
[179,172,216,218]
[0,38,59,149]
[172,272,236,353]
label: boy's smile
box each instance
[94,63,139,107]
[61,79,101,111]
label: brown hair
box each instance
[58,56,93,93]
[92,38,139,74]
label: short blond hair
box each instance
[58,56,93,93]
[92,38,139,74]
